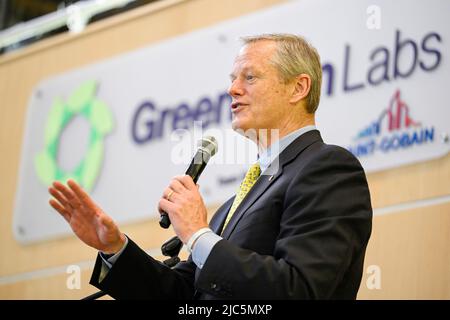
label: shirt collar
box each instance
[258,125,317,173]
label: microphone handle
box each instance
[159,160,207,229]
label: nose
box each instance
[227,79,244,98]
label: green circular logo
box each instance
[35,80,114,191]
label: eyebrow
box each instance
[229,67,257,80]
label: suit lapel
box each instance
[209,196,234,234]
[221,166,282,239]
[221,130,323,239]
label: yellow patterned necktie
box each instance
[222,162,261,233]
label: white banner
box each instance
[14,0,450,244]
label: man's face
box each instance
[228,41,293,135]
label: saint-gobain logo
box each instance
[348,89,435,157]
[34,80,114,191]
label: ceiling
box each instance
[0,0,158,54]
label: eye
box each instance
[246,75,255,81]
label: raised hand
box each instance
[48,179,126,254]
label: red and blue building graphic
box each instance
[348,90,435,157]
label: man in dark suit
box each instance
[49,34,372,299]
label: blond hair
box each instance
[242,34,322,113]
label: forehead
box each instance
[232,40,278,70]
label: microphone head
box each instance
[187,136,218,179]
[198,136,218,158]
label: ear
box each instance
[289,74,311,104]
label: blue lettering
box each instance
[131,91,232,144]
[379,128,435,153]
[322,63,335,96]
[195,97,214,128]
[158,108,171,139]
[420,33,442,72]
[322,30,442,99]
[172,103,193,130]
[394,29,418,79]
[348,140,375,157]
[380,137,390,152]
[358,121,381,138]
[424,127,435,142]
[390,135,401,150]
[131,101,161,144]
[343,44,365,92]
[216,92,232,122]
[410,130,421,145]
[399,133,410,147]
[368,47,390,85]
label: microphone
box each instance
[159,136,218,229]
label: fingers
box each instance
[48,186,71,209]
[162,175,200,204]
[158,198,177,215]
[160,175,198,216]
[67,179,97,210]
[162,176,189,201]
[163,188,176,202]
[168,178,185,194]
[52,181,82,210]
[174,175,196,190]
[49,199,71,222]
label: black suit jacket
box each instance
[90,130,372,299]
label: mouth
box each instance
[231,102,248,112]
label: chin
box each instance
[232,125,260,142]
[231,119,247,132]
